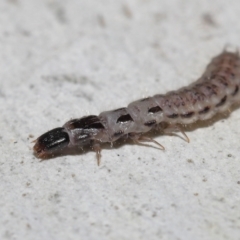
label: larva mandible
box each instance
[33,50,240,165]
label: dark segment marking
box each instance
[225,67,234,74]
[232,85,239,96]
[117,114,133,123]
[210,74,228,86]
[181,112,194,118]
[144,120,156,127]
[205,85,218,95]
[167,113,178,119]
[230,73,235,78]
[216,95,227,107]
[148,106,162,113]
[68,115,105,130]
[113,130,124,137]
[87,122,105,129]
[190,88,205,102]
[217,76,229,87]
[199,106,210,114]
[217,67,233,75]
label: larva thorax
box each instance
[33,50,240,162]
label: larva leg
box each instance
[163,124,190,143]
[139,136,165,150]
[93,143,102,166]
[129,133,165,150]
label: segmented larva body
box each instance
[33,51,240,164]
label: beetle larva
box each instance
[33,50,240,165]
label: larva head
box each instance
[63,115,106,146]
[33,127,70,158]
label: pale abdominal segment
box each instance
[33,51,240,164]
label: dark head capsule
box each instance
[34,127,70,158]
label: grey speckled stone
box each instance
[0,0,240,240]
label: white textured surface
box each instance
[1,0,240,239]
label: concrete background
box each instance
[0,0,240,239]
